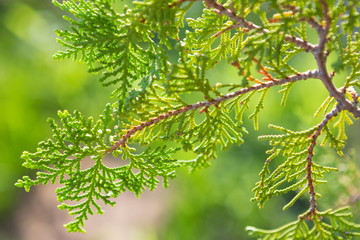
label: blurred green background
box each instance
[0,0,359,239]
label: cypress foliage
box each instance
[16,0,360,237]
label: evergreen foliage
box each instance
[16,0,360,237]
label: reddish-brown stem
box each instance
[305,17,323,33]
[253,57,276,82]
[280,3,323,32]
[171,0,360,219]
[311,0,360,118]
[303,106,341,218]
[204,0,259,31]
[106,70,320,152]
[203,0,317,52]
[204,0,360,118]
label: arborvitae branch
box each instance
[16,0,360,236]
[204,0,316,52]
[312,0,360,119]
[304,105,341,218]
[108,70,320,152]
[203,0,359,118]
[203,0,259,30]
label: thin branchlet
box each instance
[280,3,323,33]
[107,70,320,152]
[303,106,341,218]
[204,0,360,117]
[311,1,360,118]
[204,0,260,31]
[203,0,359,221]
[305,17,323,33]
[203,0,317,52]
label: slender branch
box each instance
[280,3,323,33]
[106,70,320,152]
[303,105,342,218]
[204,0,259,31]
[319,0,331,33]
[284,35,316,53]
[317,0,331,55]
[312,1,360,118]
[305,17,323,33]
[172,0,360,226]
[208,0,359,118]
[203,0,316,52]
[202,0,360,117]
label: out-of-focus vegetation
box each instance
[0,0,359,239]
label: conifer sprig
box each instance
[108,69,320,151]
[16,0,360,237]
[203,0,317,52]
[304,105,342,218]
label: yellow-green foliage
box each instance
[16,0,360,237]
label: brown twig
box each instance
[304,16,323,33]
[311,1,360,118]
[205,0,360,117]
[203,0,317,52]
[106,70,320,152]
[302,105,342,219]
[280,3,323,33]
[204,0,259,31]
[170,0,360,220]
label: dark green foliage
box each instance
[16,0,360,237]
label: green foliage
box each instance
[16,0,360,238]
[247,207,360,239]
[15,106,185,232]
[253,125,322,209]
